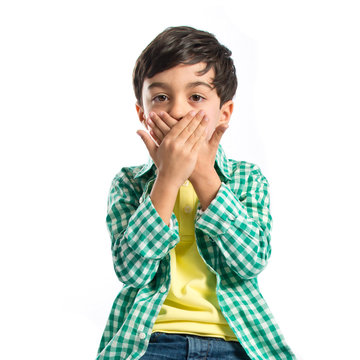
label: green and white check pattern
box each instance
[96,144,297,360]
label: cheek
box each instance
[143,103,165,120]
[143,98,157,114]
[205,119,217,140]
[204,110,220,140]
[205,110,219,127]
[143,104,152,118]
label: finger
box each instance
[163,108,200,127]
[177,110,207,143]
[149,129,161,146]
[148,112,170,136]
[209,124,229,148]
[158,111,178,129]
[136,130,157,157]
[191,126,208,153]
[184,114,209,148]
[148,118,165,143]
[166,110,197,139]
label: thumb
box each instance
[136,130,157,158]
[209,124,229,149]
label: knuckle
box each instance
[163,138,171,147]
[172,142,181,152]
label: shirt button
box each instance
[160,285,167,293]
[183,205,192,214]
[228,214,235,221]
[139,332,146,339]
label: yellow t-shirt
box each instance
[152,179,238,342]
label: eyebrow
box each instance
[147,81,214,91]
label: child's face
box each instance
[136,62,233,141]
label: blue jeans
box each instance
[139,332,251,360]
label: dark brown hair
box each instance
[132,26,237,109]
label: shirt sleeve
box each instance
[195,163,273,280]
[106,169,180,288]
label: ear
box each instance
[135,102,149,130]
[218,100,234,127]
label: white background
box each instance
[1,1,359,359]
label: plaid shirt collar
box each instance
[134,143,232,181]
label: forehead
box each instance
[143,62,215,90]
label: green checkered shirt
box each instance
[96,143,296,360]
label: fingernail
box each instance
[199,110,205,117]
[190,110,196,117]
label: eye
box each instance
[190,94,205,102]
[153,94,168,102]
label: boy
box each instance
[96,26,296,360]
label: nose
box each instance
[168,97,192,121]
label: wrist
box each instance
[190,166,217,185]
[150,174,179,227]
[156,172,182,192]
